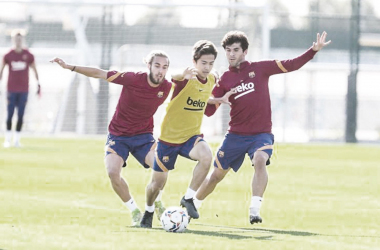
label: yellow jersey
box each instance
[159,74,216,144]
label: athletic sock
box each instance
[145,204,155,213]
[14,131,21,146]
[250,196,263,215]
[124,198,139,212]
[184,188,196,200]
[193,196,203,209]
[5,130,12,143]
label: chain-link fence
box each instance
[1,1,379,143]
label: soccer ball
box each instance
[160,206,189,233]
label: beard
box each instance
[149,71,163,85]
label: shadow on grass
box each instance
[193,223,318,237]
[244,227,318,237]
[184,229,266,240]
[124,227,272,240]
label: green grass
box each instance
[1,137,379,250]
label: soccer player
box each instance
[0,30,40,147]
[50,50,172,226]
[140,40,235,228]
[194,31,331,224]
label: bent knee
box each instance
[209,172,225,183]
[252,153,268,168]
[199,153,212,166]
[107,169,121,181]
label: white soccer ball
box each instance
[160,206,189,233]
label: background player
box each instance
[0,30,40,147]
[140,40,235,228]
[50,50,172,226]
[194,31,331,224]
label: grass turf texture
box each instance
[0,137,379,250]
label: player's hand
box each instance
[183,67,198,80]
[220,87,237,105]
[50,57,70,70]
[312,31,331,51]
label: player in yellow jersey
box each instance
[140,40,236,228]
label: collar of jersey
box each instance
[229,61,249,72]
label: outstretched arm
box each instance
[207,88,236,105]
[50,58,107,80]
[265,31,331,76]
[172,67,198,81]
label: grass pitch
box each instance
[0,137,379,250]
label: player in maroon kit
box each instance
[194,31,331,224]
[0,30,40,148]
[50,50,172,226]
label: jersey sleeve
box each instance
[3,53,9,64]
[106,71,134,85]
[260,48,317,76]
[28,51,35,64]
[204,78,226,117]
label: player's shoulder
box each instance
[162,79,173,90]
[3,49,14,57]
[22,48,32,54]
[128,71,147,79]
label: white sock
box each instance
[193,196,203,209]
[250,196,263,215]
[155,190,163,202]
[5,130,12,143]
[145,204,155,213]
[184,188,196,200]
[14,131,21,145]
[124,198,139,212]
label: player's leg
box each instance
[141,141,175,228]
[141,170,168,228]
[105,153,132,203]
[195,166,229,203]
[188,140,212,193]
[194,133,247,210]
[180,141,212,219]
[248,133,274,224]
[14,92,28,147]
[4,92,16,147]
[139,140,167,220]
[104,134,142,226]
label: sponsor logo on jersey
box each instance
[218,150,225,158]
[199,88,204,92]
[163,156,169,162]
[157,91,164,98]
[184,96,205,111]
[11,61,27,71]
[249,71,255,78]
[234,82,255,100]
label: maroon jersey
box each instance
[3,49,35,92]
[205,48,317,135]
[106,71,172,136]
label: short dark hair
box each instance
[144,50,170,66]
[192,40,218,62]
[221,31,249,52]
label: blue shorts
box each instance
[7,92,28,119]
[215,133,274,172]
[153,135,205,172]
[104,133,156,168]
